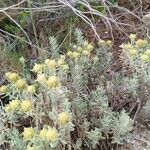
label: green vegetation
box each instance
[0,0,150,150]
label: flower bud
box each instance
[58,112,70,126]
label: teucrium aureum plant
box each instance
[0,31,150,149]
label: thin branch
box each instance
[0,0,26,12]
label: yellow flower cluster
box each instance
[135,39,148,48]
[144,49,150,57]
[57,55,69,70]
[5,72,19,82]
[4,99,20,112]
[23,127,35,141]
[129,48,138,58]
[15,79,27,90]
[121,43,133,51]
[27,85,36,94]
[58,112,70,126]
[61,64,69,70]
[121,43,138,58]
[0,85,8,94]
[4,105,12,113]
[67,51,80,58]
[36,74,46,84]
[67,41,94,59]
[32,63,44,73]
[67,51,73,57]
[141,55,149,63]
[4,72,28,91]
[45,59,57,69]
[4,100,33,113]
[36,74,61,88]
[98,39,112,47]
[39,127,58,142]
[20,100,33,112]
[46,76,60,89]
[9,99,20,110]
[129,34,136,40]
[32,56,69,74]
[23,126,59,143]
[120,36,150,62]
[140,49,150,63]
[57,58,65,66]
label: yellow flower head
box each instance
[87,44,94,51]
[39,128,47,140]
[58,112,70,126]
[98,40,105,45]
[27,85,36,94]
[62,64,69,70]
[15,79,27,90]
[23,127,34,141]
[121,43,133,51]
[136,39,148,48]
[72,52,80,58]
[36,74,46,84]
[105,40,112,47]
[57,58,65,66]
[45,59,57,69]
[129,34,136,40]
[141,54,149,63]
[83,41,89,47]
[82,50,90,56]
[0,85,8,94]
[9,100,20,111]
[32,63,43,73]
[144,49,150,57]
[46,128,58,142]
[46,76,59,89]
[60,55,66,60]
[5,72,19,82]
[129,49,138,57]
[67,51,73,58]
[20,100,33,112]
[77,47,82,52]
[4,104,12,113]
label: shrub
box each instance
[0,30,150,150]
